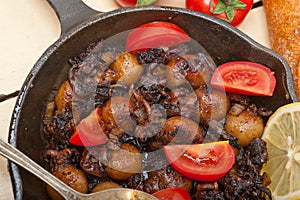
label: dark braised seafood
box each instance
[43,40,272,199]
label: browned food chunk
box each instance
[195,87,230,124]
[80,147,106,178]
[149,116,203,150]
[225,110,264,147]
[91,181,121,193]
[45,148,81,173]
[43,102,75,146]
[128,165,193,194]
[109,52,144,85]
[191,182,224,200]
[166,54,215,89]
[54,165,88,193]
[47,165,88,200]
[55,80,73,113]
[105,143,142,180]
[101,96,135,132]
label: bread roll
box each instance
[263,0,300,98]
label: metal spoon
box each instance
[0,138,158,200]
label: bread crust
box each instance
[263,0,300,98]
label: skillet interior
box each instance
[8,6,298,200]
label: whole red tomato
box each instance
[115,0,158,7]
[186,0,253,26]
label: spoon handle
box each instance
[0,138,79,199]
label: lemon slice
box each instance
[262,102,300,200]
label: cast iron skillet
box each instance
[8,0,298,199]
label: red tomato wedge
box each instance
[153,188,192,200]
[126,21,190,52]
[69,108,107,146]
[164,141,235,182]
[210,61,276,96]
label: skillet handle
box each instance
[47,0,101,34]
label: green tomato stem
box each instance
[136,0,158,6]
[224,0,232,5]
[210,0,247,23]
